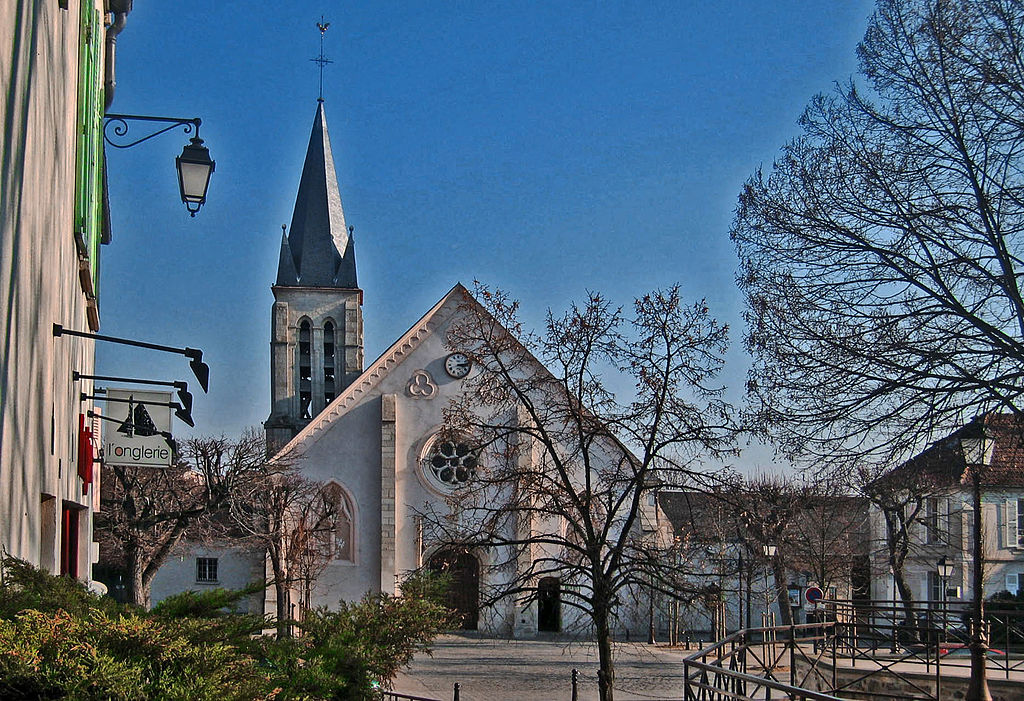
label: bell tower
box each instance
[265,101,363,449]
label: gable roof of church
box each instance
[276,101,357,288]
[273,283,643,469]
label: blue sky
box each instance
[98,1,876,471]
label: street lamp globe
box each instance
[176,136,216,216]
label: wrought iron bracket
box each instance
[104,113,202,149]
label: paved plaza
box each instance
[394,634,694,701]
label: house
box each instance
[868,413,1024,609]
[659,488,869,638]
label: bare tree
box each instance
[228,440,337,638]
[732,0,1024,467]
[95,433,259,607]
[858,453,958,629]
[721,475,804,626]
[787,480,869,602]
[420,284,735,701]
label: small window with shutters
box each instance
[1017,499,1024,547]
[1005,500,1020,549]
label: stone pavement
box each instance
[393,634,693,701]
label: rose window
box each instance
[427,440,478,487]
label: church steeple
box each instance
[276,102,357,288]
[267,101,364,449]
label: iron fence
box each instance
[683,599,1024,700]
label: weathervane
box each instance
[311,17,333,102]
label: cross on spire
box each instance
[311,17,333,102]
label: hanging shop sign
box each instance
[104,388,174,467]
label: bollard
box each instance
[571,668,578,701]
[453,682,460,701]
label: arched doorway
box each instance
[428,550,480,630]
[538,577,561,632]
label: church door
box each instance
[538,577,561,632]
[429,550,480,630]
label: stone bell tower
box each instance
[265,101,363,449]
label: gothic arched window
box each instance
[323,320,336,405]
[298,319,312,419]
[320,482,354,562]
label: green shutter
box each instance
[74,1,104,303]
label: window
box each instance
[1008,573,1020,596]
[319,483,354,561]
[196,557,218,583]
[323,321,336,406]
[928,571,943,603]
[425,438,478,489]
[925,498,940,544]
[298,320,312,418]
[1004,499,1021,548]
[1018,499,1024,547]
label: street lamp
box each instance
[763,544,777,626]
[104,114,216,216]
[961,420,994,701]
[176,136,216,216]
[937,556,954,646]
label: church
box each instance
[151,99,667,637]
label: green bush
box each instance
[270,570,455,699]
[0,557,271,700]
[0,557,453,700]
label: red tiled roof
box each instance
[895,413,1024,488]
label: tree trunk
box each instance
[772,561,793,626]
[270,550,291,639]
[125,543,150,608]
[594,602,615,701]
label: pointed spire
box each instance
[275,225,298,286]
[276,102,357,288]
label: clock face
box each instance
[444,352,471,379]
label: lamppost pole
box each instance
[937,554,954,701]
[763,544,777,627]
[962,422,993,701]
[738,552,744,632]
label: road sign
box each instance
[805,585,824,604]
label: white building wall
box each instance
[868,491,1024,607]
[0,0,102,577]
[150,544,265,614]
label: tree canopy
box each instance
[733,0,1024,465]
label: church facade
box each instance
[151,101,666,637]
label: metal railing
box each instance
[683,599,1024,700]
[380,688,451,701]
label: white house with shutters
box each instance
[868,414,1024,608]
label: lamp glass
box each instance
[176,138,215,207]
[763,544,777,558]
[937,557,954,579]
